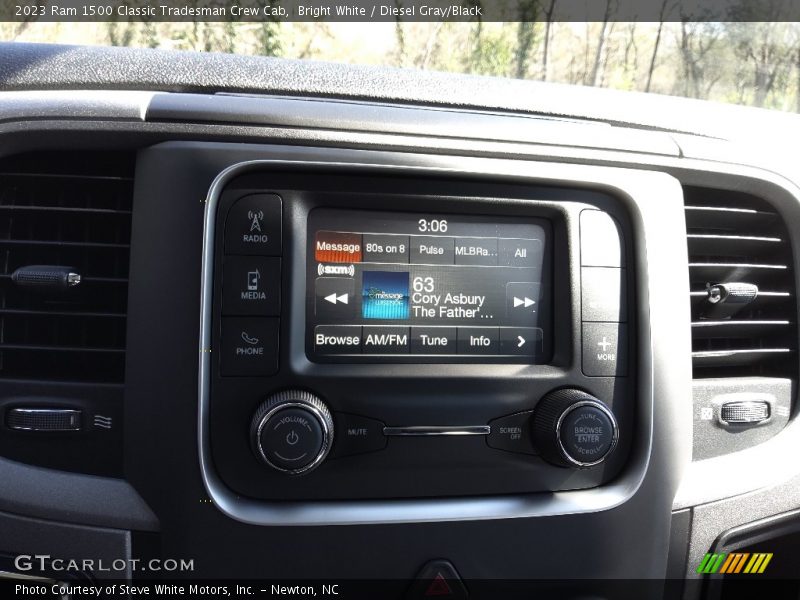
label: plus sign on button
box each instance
[582,322,628,377]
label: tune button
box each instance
[558,403,616,465]
[533,389,618,468]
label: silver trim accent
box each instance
[554,400,619,468]
[383,426,490,437]
[254,400,332,475]
[199,155,683,526]
[6,408,82,432]
[719,400,771,425]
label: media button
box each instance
[410,327,457,355]
[410,236,455,265]
[222,256,281,316]
[499,237,543,267]
[362,234,410,264]
[454,238,498,266]
[315,277,356,320]
[457,327,499,355]
[362,326,410,354]
[499,327,542,356]
[314,325,362,355]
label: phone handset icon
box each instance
[241,332,260,346]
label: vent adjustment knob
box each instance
[533,389,618,468]
[250,390,333,475]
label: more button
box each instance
[582,322,628,377]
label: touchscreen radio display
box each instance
[306,208,551,362]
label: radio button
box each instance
[410,327,457,355]
[331,413,387,458]
[314,325,362,354]
[582,267,627,322]
[220,317,279,376]
[224,194,282,255]
[362,326,410,354]
[582,322,628,377]
[457,327,499,355]
[487,411,537,455]
[222,256,281,316]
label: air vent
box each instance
[685,186,797,378]
[0,152,134,383]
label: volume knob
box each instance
[250,390,334,475]
[533,389,618,468]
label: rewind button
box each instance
[315,277,355,319]
[324,292,349,305]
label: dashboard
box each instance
[0,41,799,600]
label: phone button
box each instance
[220,317,279,376]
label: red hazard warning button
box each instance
[407,560,468,599]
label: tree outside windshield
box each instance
[3,17,800,112]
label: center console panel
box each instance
[203,166,635,502]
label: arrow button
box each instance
[500,327,542,356]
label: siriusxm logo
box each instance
[318,264,355,276]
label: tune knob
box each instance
[533,389,618,468]
[250,390,334,475]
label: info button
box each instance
[457,327,499,355]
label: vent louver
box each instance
[0,152,134,383]
[685,186,797,378]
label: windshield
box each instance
[2,6,797,112]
